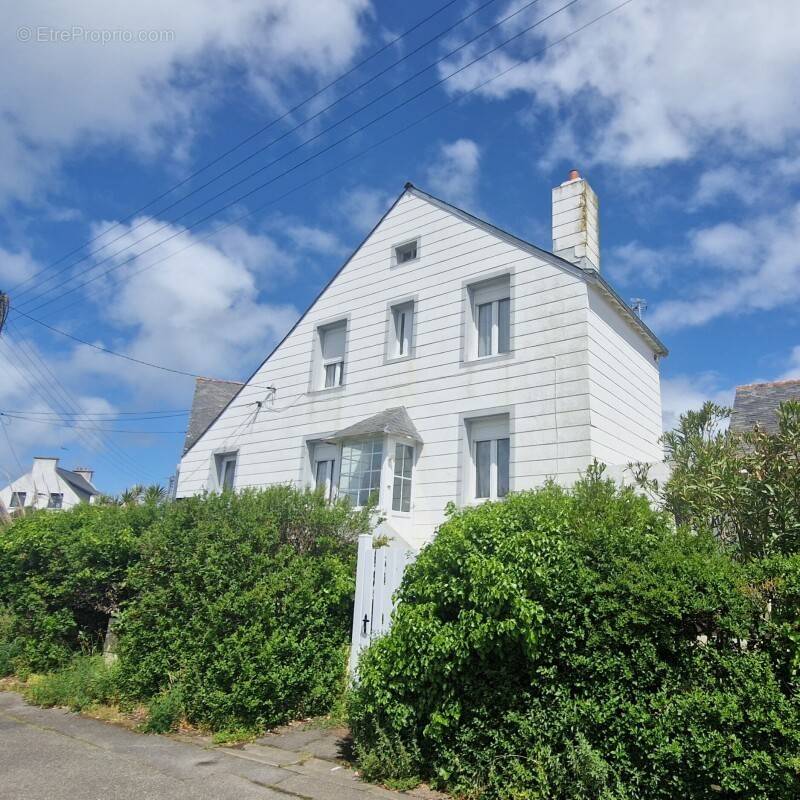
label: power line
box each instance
[1,416,25,475]
[12,0,503,307]
[1,409,189,418]
[15,0,560,316]
[11,0,633,334]
[0,412,185,434]
[6,0,465,298]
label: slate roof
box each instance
[331,407,422,442]
[730,379,800,434]
[55,467,98,497]
[183,377,245,455]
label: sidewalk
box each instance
[0,691,438,800]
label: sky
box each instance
[1,0,799,495]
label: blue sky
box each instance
[1,0,799,495]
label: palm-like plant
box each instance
[143,484,167,506]
[120,484,145,507]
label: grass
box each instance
[24,655,119,712]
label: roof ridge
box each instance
[737,378,800,390]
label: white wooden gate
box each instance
[349,532,417,673]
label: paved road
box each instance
[0,692,418,800]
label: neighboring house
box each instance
[177,172,668,551]
[0,456,98,514]
[730,379,800,434]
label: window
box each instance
[218,453,237,491]
[312,442,338,501]
[389,301,414,359]
[10,491,26,508]
[339,438,383,507]
[468,276,511,360]
[47,493,63,509]
[469,416,510,500]
[318,320,346,389]
[392,443,414,512]
[394,239,418,265]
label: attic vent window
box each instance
[394,240,418,265]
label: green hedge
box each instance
[115,487,370,730]
[349,477,800,798]
[0,503,153,672]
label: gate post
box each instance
[349,533,375,674]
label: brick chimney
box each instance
[552,169,599,272]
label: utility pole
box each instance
[0,291,8,335]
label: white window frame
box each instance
[218,453,237,491]
[392,238,419,267]
[388,300,414,361]
[468,416,510,501]
[47,492,64,509]
[466,275,512,362]
[316,319,347,391]
[312,441,339,501]
[391,442,414,514]
[338,438,384,508]
[10,491,26,508]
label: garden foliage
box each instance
[349,473,800,799]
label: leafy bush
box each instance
[350,476,800,798]
[142,686,184,733]
[115,486,370,731]
[0,504,155,670]
[25,655,119,711]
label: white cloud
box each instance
[779,346,800,380]
[73,217,300,402]
[337,186,395,233]
[285,224,347,256]
[647,203,800,333]
[440,0,800,168]
[0,247,40,284]
[606,241,674,289]
[660,372,734,433]
[1,0,371,204]
[425,138,481,208]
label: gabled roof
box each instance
[183,377,245,455]
[182,182,668,457]
[331,407,422,442]
[405,184,668,358]
[56,467,98,496]
[730,379,800,434]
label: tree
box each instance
[142,484,167,506]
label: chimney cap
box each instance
[568,168,580,181]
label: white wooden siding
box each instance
[177,189,662,547]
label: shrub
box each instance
[0,504,155,671]
[25,655,119,711]
[142,686,184,733]
[350,476,800,799]
[116,486,370,731]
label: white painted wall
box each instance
[177,187,664,548]
[0,457,87,513]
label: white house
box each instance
[176,171,667,550]
[0,456,99,515]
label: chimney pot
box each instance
[568,168,580,181]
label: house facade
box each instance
[176,173,667,550]
[0,456,98,515]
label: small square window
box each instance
[394,240,418,265]
[10,491,26,508]
[48,493,63,509]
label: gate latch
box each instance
[362,614,370,636]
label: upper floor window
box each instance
[48,493,63,509]
[389,301,414,360]
[217,452,237,491]
[339,438,383,507]
[10,491,26,508]
[468,275,511,361]
[318,320,347,390]
[394,239,418,265]
[469,415,510,500]
[392,443,414,513]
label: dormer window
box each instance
[394,239,418,265]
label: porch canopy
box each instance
[329,406,422,442]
